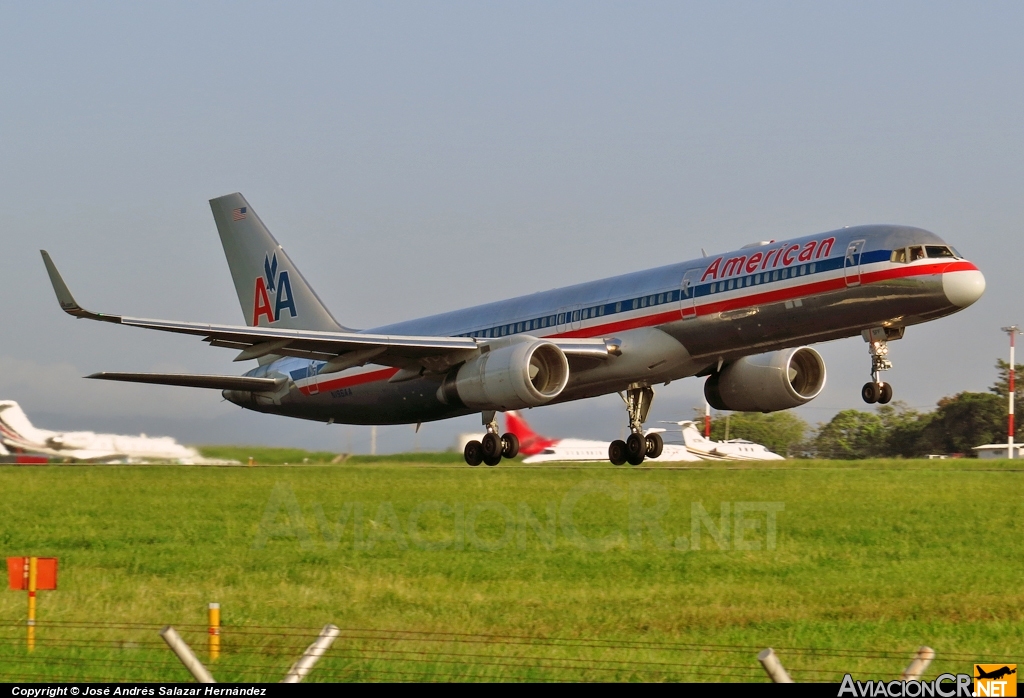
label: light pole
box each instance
[1001,325,1020,459]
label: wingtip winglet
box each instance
[40,250,119,323]
[40,250,83,316]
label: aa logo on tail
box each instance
[253,253,297,325]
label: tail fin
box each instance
[209,193,348,332]
[503,410,555,456]
[0,400,51,446]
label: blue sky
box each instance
[2,2,1021,452]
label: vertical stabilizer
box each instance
[0,401,54,446]
[503,410,557,456]
[209,193,347,332]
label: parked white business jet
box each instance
[670,420,784,461]
[41,193,984,466]
[0,400,217,463]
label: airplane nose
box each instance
[942,267,985,307]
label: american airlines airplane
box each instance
[41,193,985,466]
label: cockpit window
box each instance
[926,245,956,259]
[892,244,960,263]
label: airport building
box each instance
[972,443,1024,459]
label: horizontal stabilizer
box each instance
[86,372,283,391]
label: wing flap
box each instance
[119,316,481,364]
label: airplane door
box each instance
[307,362,320,395]
[570,305,582,331]
[556,308,569,333]
[679,268,701,320]
[844,240,865,287]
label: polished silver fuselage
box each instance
[228,224,981,424]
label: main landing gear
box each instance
[464,411,519,466]
[861,327,895,405]
[609,385,663,466]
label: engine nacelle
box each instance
[705,347,826,412]
[437,338,569,411]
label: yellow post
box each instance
[208,603,220,661]
[27,557,37,652]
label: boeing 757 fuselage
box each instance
[42,193,985,465]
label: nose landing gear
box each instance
[464,411,520,466]
[861,327,897,404]
[609,385,663,465]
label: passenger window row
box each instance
[460,292,684,338]
[456,250,869,339]
[706,263,816,294]
[463,299,626,338]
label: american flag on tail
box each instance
[232,207,247,221]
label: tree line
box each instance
[708,360,1022,458]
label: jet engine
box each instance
[705,347,826,412]
[437,338,570,411]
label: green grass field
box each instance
[0,458,1021,682]
[196,444,464,464]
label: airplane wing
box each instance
[42,251,618,374]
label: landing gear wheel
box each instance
[483,453,502,466]
[481,432,503,460]
[645,432,664,459]
[863,328,896,406]
[616,384,655,465]
[626,433,647,465]
[501,433,520,459]
[878,382,893,405]
[464,440,483,466]
[862,382,880,404]
[609,440,627,465]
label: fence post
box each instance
[900,646,935,680]
[758,648,794,683]
[281,624,340,683]
[26,557,37,652]
[161,625,216,683]
[208,603,221,662]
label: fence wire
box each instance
[0,618,1001,683]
